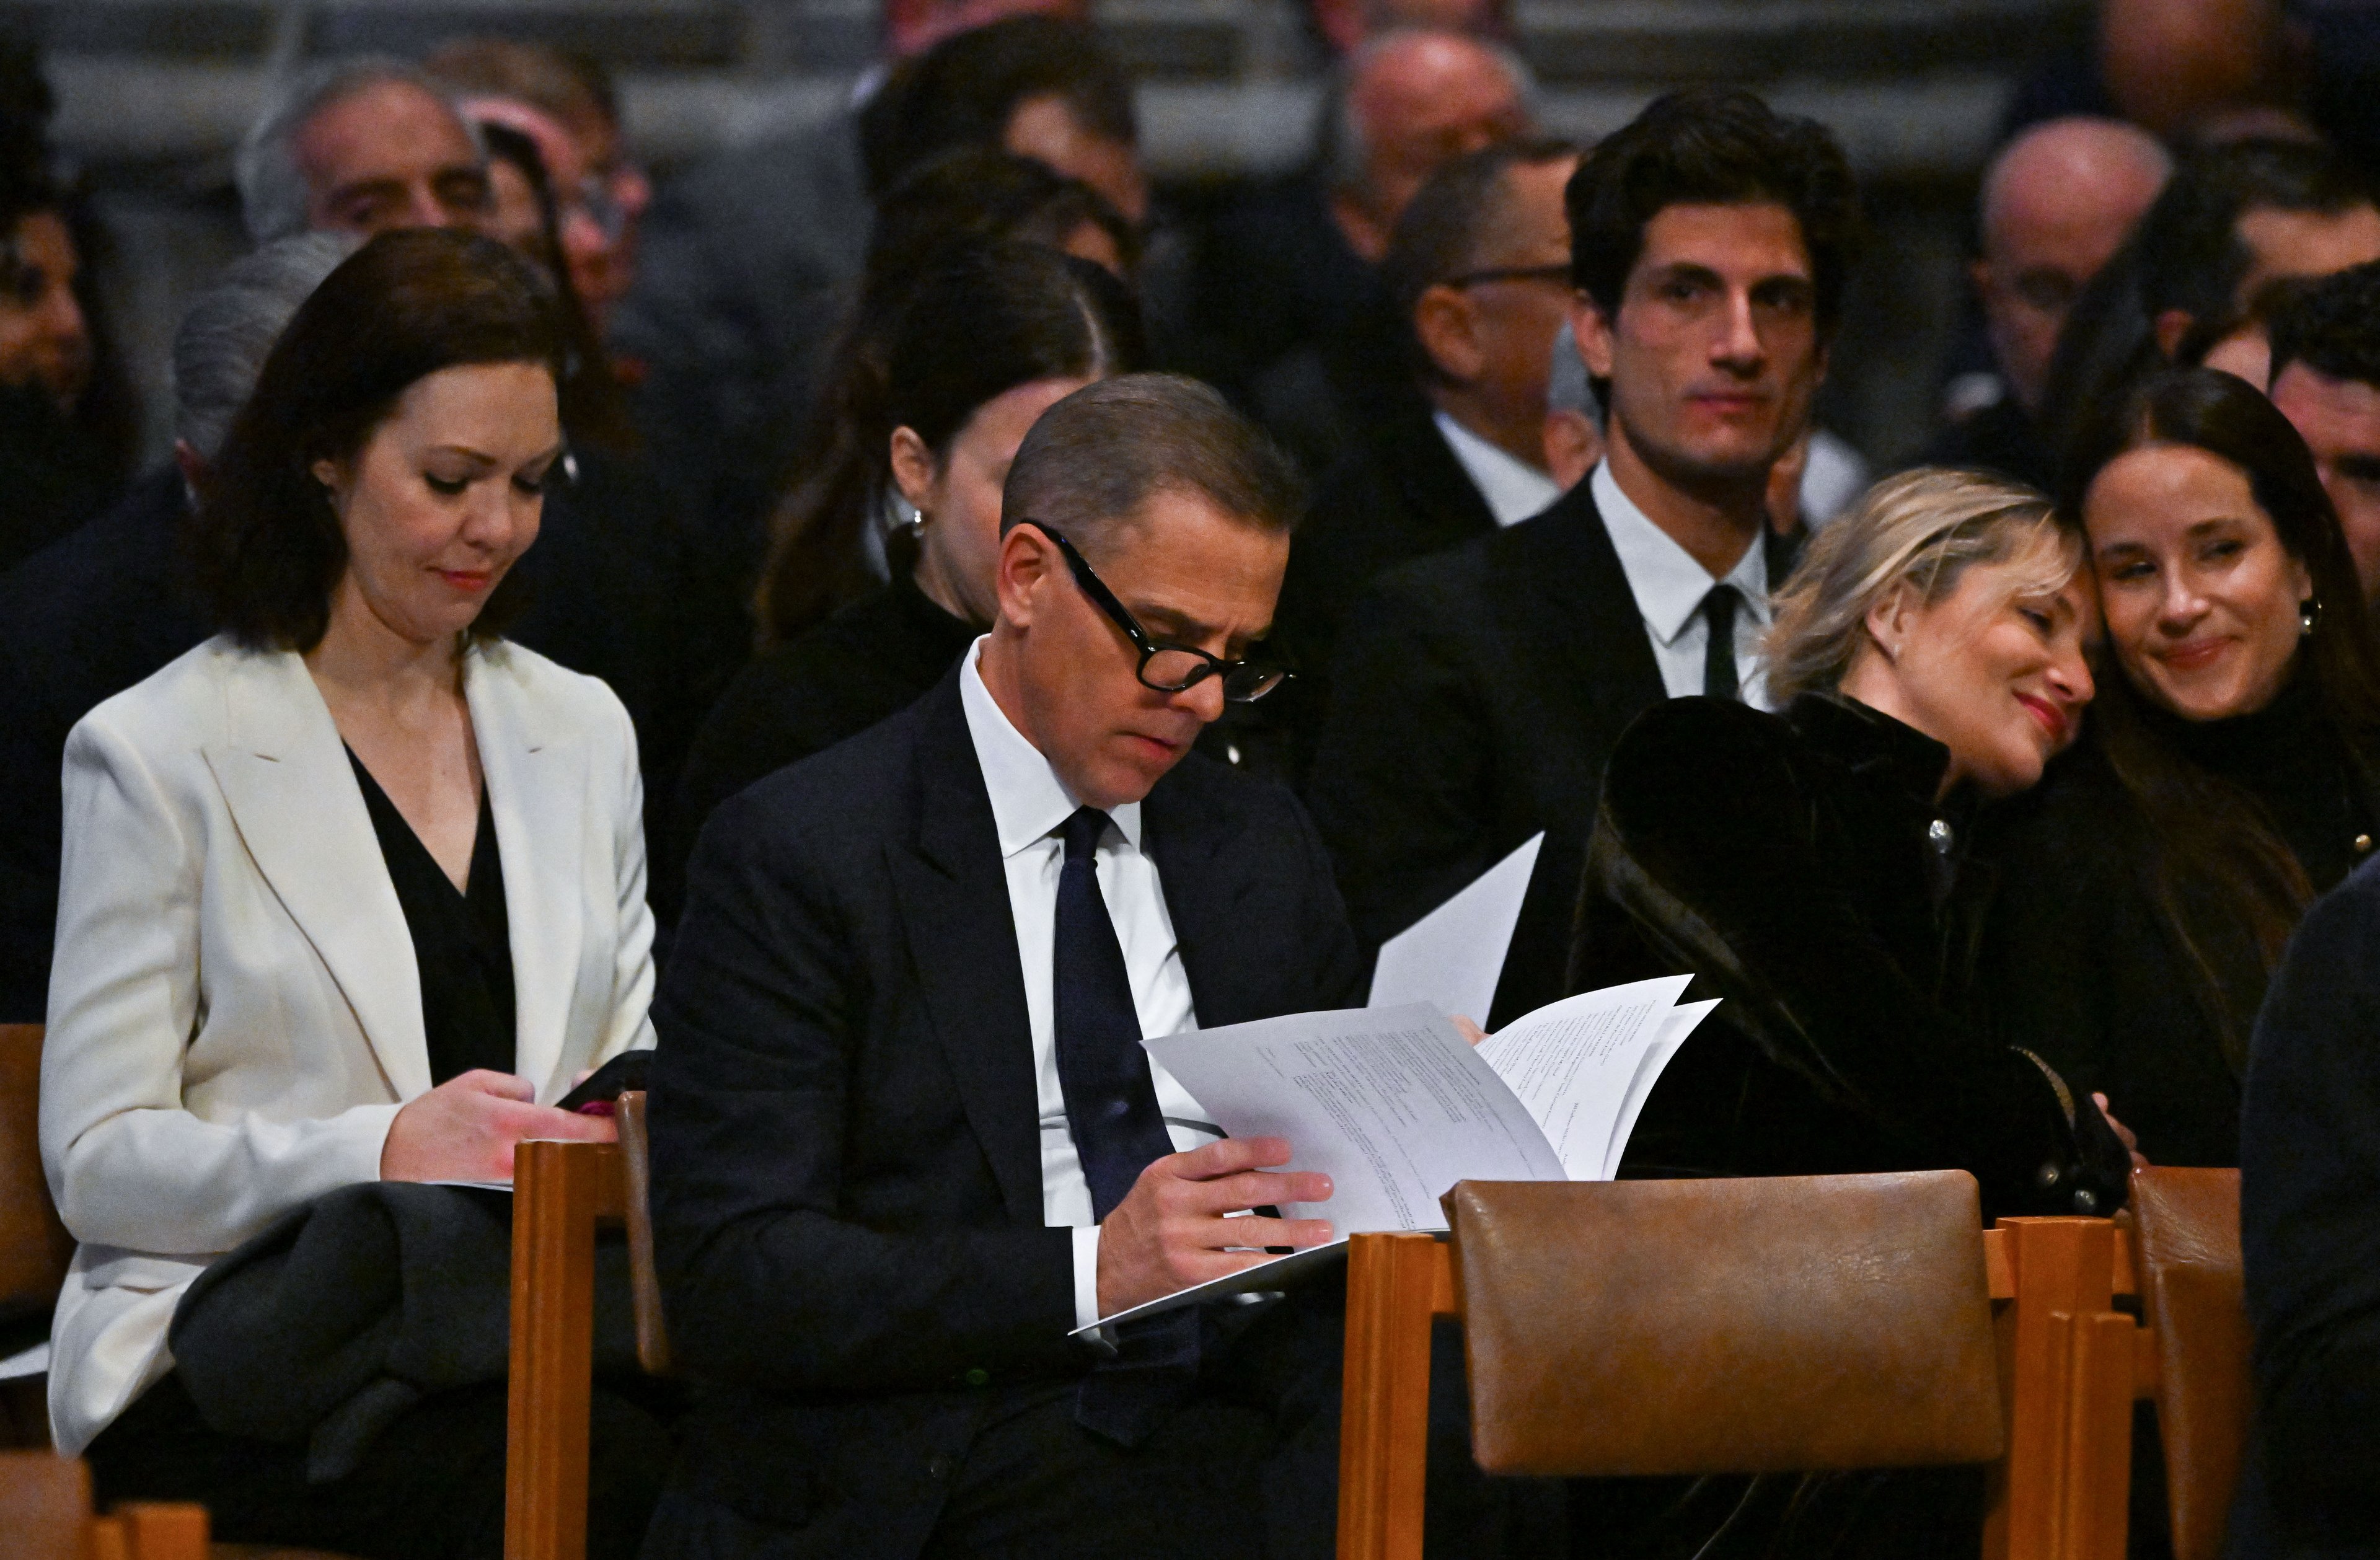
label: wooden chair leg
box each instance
[506,1139,622,1560]
[1338,1234,1453,1560]
[1985,1218,2135,1560]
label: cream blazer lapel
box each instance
[200,648,433,1100]
[467,645,588,1101]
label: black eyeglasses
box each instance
[1445,263,1573,291]
[1015,519,1289,703]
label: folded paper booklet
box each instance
[1071,977,1717,1336]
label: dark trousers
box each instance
[86,1371,676,1560]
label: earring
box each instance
[2302,597,2322,637]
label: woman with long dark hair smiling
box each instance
[1978,366,2380,1168]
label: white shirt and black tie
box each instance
[1590,459,1774,710]
[957,639,1217,1331]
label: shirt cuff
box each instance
[1072,1223,1103,1330]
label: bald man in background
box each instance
[1926,116,2170,488]
[1154,28,1533,477]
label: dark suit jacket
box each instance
[2233,854,2380,1557]
[0,465,207,1020]
[645,669,1362,1559]
[1259,400,1497,781]
[1305,480,1796,1026]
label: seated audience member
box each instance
[0,234,353,1023]
[2268,260,2380,604]
[1159,28,1535,474]
[1264,138,1577,772]
[619,14,1137,579]
[644,376,1386,1559]
[1576,467,2127,1211]
[1978,368,2380,1168]
[1308,87,1848,1025]
[425,37,649,336]
[1566,466,2131,1559]
[1,162,129,573]
[2235,832,2380,1553]
[44,230,663,1554]
[661,240,1143,911]
[2001,0,2296,146]
[2038,138,2380,468]
[233,56,494,242]
[1928,117,2171,490]
[1540,316,1604,488]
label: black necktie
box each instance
[1053,806,1174,1221]
[1701,585,1741,702]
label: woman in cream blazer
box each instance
[41,231,659,1560]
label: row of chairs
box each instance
[0,1017,2250,1560]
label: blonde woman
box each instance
[1569,467,2132,1220]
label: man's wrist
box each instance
[1072,1223,1103,1329]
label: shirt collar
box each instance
[1590,459,1771,648]
[958,637,1144,858]
[1434,410,1563,527]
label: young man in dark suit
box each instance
[644,376,1452,1559]
[1308,87,1859,1026]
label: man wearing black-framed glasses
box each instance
[649,375,1523,1560]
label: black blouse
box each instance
[348,751,516,1084]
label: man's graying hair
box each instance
[1002,375,1305,554]
[173,232,359,459]
[1320,29,1538,200]
[236,56,480,242]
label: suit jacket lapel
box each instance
[1527,484,1667,721]
[201,648,432,1100]
[1141,768,1259,1029]
[1390,403,1498,544]
[469,645,587,1099]
[888,674,1045,1226]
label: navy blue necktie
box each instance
[1053,806,1174,1220]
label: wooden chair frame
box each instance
[1337,1216,2153,1560]
[505,1091,670,1560]
[0,1450,209,1560]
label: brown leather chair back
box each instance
[2128,1167,2248,1560]
[0,1025,73,1323]
[1445,1171,2004,1476]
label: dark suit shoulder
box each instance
[699,687,934,865]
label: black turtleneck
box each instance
[2142,668,2379,894]
[660,569,983,920]
[1976,666,2380,1167]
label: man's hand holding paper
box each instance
[1094,1135,1337,1316]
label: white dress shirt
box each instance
[1435,410,1564,527]
[1591,460,1774,710]
[958,640,1217,1329]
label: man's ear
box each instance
[994,519,1060,628]
[1572,294,1617,380]
[1413,286,1484,386]
[1969,257,1994,303]
[2154,308,2195,361]
[888,426,937,516]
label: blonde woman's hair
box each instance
[1764,467,2079,703]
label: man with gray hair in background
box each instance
[234,55,493,242]
[0,234,355,1021]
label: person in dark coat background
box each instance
[1977,369,2380,1169]
[662,240,1144,917]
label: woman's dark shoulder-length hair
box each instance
[2063,366,2380,737]
[191,227,566,652]
[2058,366,2380,1067]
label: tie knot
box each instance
[1060,806,1112,863]
[1701,584,1738,630]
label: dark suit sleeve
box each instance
[2241,865,2380,1539]
[1585,701,2124,1214]
[1287,787,1367,1011]
[1305,572,1502,950]
[648,793,1079,1395]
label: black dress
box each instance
[1976,672,2380,1168]
[1571,692,2130,1218]
[85,762,671,1560]
[660,570,980,920]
